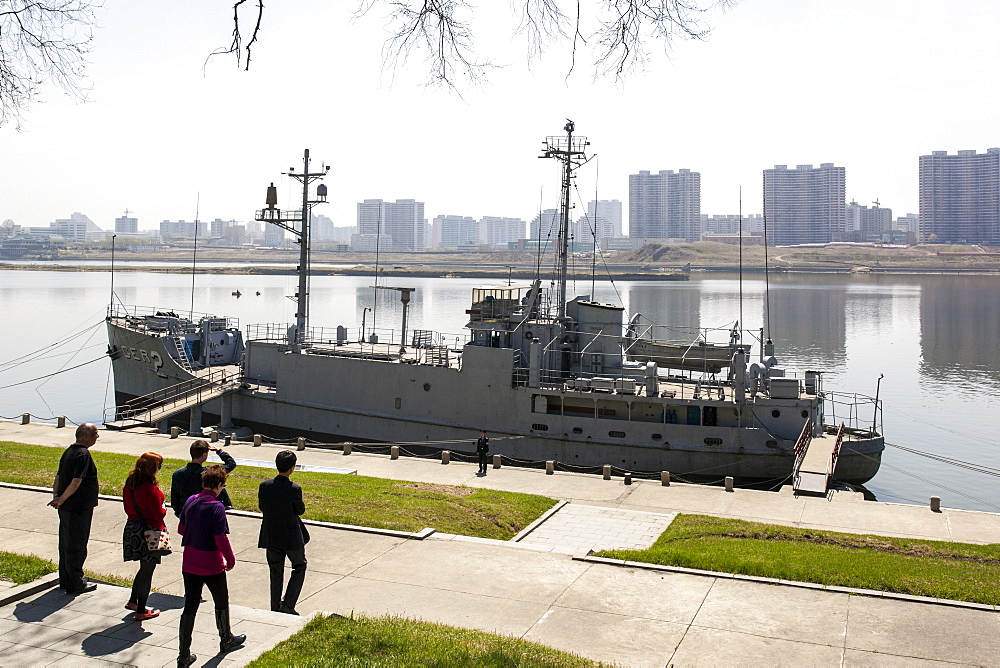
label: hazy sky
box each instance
[2,0,998,233]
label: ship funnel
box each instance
[265,183,278,209]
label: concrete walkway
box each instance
[1,421,999,666]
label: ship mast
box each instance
[256,149,330,352]
[540,120,590,320]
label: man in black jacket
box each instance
[476,430,490,474]
[258,450,307,615]
[49,423,100,594]
[171,440,237,516]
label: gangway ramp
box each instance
[791,421,845,495]
[104,368,240,430]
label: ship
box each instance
[105,125,884,488]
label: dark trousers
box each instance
[182,571,229,615]
[57,508,93,591]
[129,559,158,612]
[265,546,307,611]
[478,452,488,472]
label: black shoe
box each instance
[220,634,247,653]
[177,653,197,667]
[67,583,97,595]
[278,604,299,616]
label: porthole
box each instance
[771,409,781,418]
[423,383,431,392]
[704,437,723,446]
[766,440,779,448]
[801,409,808,419]
[531,423,549,431]
[651,433,663,440]
[395,398,402,409]
[608,431,626,438]
[572,427,583,434]
[525,331,534,339]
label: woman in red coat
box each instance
[122,451,167,621]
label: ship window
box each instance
[801,410,809,419]
[608,431,625,438]
[704,437,723,445]
[651,433,662,440]
[766,440,778,447]
[771,409,781,418]
[572,427,583,434]
[531,423,549,431]
[423,383,431,392]
[395,398,401,409]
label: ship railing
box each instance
[108,304,239,332]
[823,391,881,440]
[107,366,239,423]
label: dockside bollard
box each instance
[724,476,734,492]
[624,472,632,485]
[343,442,352,455]
[21,413,29,425]
[661,471,670,486]
[391,445,399,460]
[253,434,262,447]
[57,416,66,428]
[930,496,941,512]
[224,435,232,447]
[546,460,554,475]
[493,454,501,469]
[210,430,219,443]
[442,450,450,464]
[170,426,180,439]
[603,465,611,480]
[296,437,306,451]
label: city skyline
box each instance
[1,1,997,233]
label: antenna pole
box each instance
[541,120,589,321]
[109,234,116,317]
[190,193,200,321]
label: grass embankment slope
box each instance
[249,614,604,668]
[7,242,1000,274]
[0,441,555,539]
[597,514,1000,606]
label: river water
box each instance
[1,268,997,513]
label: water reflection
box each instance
[920,278,1000,388]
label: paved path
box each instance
[0,583,306,667]
[1,421,999,666]
[517,504,677,554]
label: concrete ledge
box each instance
[0,573,59,608]
[511,500,567,543]
[574,553,1000,613]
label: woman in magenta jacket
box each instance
[175,464,246,668]
[122,451,167,621]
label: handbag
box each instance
[130,486,172,556]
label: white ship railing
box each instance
[108,304,239,331]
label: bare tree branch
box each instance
[0,0,99,128]
[209,0,263,71]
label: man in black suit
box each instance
[258,450,307,615]
[171,439,237,516]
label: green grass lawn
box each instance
[0,441,556,539]
[0,550,133,589]
[596,514,1000,605]
[249,614,604,668]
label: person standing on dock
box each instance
[171,440,237,515]
[48,423,100,594]
[257,450,308,615]
[476,431,490,475]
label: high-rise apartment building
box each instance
[845,201,892,234]
[479,216,525,246]
[356,199,427,251]
[628,170,701,242]
[919,148,1000,243]
[115,212,138,234]
[529,209,560,240]
[434,215,479,248]
[159,220,209,239]
[701,214,764,238]
[586,200,623,238]
[763,163,846,245]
